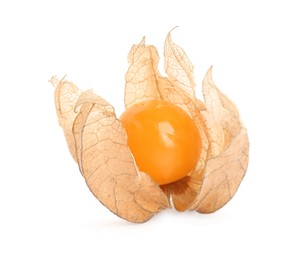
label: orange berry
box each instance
[120,100,201,185]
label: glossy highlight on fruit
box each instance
[120,100,202,185]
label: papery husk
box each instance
[191,127,249,213]
[191,68,249,213]
[169,67,249,213]
[50,76,82,162]
[164,29,196,99]
[52,79,169,223]
[52,31,249,222]
[124,37,164,108]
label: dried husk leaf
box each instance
[200,67,242,157]
[50,76,82,162]
[52,79,169,222]
[190,67,249,212]
[71,90,169,222]
[192,127,249,213]
[125,37,169,108]
[164,30,196,99]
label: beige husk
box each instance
[51,31,249,222]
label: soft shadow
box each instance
[84,207,232,230]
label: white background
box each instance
[1,0,298,259]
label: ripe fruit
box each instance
[120,100,201,185]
